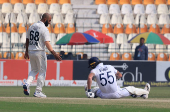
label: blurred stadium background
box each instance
[1,0,170,60]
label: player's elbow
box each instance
[116,72,122,79]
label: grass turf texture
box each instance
[0,87,169,112]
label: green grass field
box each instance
[0,87,170,112]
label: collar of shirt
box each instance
[38,21,45,26]
[96,63,104,68]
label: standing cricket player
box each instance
[23,13,62,98]
[85,57,150,99]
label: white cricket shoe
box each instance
[33,91,47,98]
[92,87,99,98]
[23,83,30,95]
[142,83,150,99]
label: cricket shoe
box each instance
[92,87,99,98]
[33,91,47,98]
[142,83,150,99]
[23,83,30,95]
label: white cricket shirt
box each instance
[26,21,51,51]
[91,63,118,93]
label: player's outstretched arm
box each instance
[115,71,122,79]
[45,41,62,61]
[87,73,95,90]
[24,38,29,59]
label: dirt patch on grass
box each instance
[0,97,170,109]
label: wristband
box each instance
[88,89,91,92]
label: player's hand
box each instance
[54,54,62,61]
[24,51,29,59]
[86,91,94,98]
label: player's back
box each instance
[27,21,50,51]
[92,63,118,93]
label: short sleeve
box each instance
[43,28,51,42]
[90,69,97,75]
[112,66,117,74]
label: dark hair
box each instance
[140,37,145,41]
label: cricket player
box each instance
[23,13,62,98]
[85,57,150,99]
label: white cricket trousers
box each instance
[26,51,47,92]
[96,86,131,99]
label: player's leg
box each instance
[33,52,47,98]
[23,53,39,95]
[125,83,151,99]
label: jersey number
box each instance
[99,71,114,86]
[29,30,39,46]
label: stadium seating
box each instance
[11,33,20,44]
[3,52,15,59]
[131,0,142,5]
[157,4,168,14]
[14,3,25,13]
[53,12,64,24]
[100,13,110,24]
[47,24,54,33]
[143,0,154,5]
[61,45,72,52]
[0,53,2,59]
[145,4,157,14]
[37,3,49,14]
[149,24,160,33]
[120,43,131,53]
[59,0,71,4]
[17,12,28,24]
[0,32,8,44]
[134,4,145,14]
[2,3,12,13]
[111,14,123,25]
[0,23,6,32]
[168,0,170,5]
[15,52,25,60]
[128,33,137,41]
[107,0,118,5]
[29,12,40,24]
[47,0,58,5]
[97,4,108,14]
[155,0,166,5]
[158,14,170,26]
[146,44,156,53]
[110,53,120,60]
[26,3,36,14]
[6,23,18,33]
[147,14,158,26]
[137,24,148,33]
[61,3,72,14]
[49,3,60,14]
[135,14,146,26]
[5,13,17,24]
[148,53,156,61]
[49,33,56,45]
[0,12,5,23]
[57,33,66,41]
[72,45,84,53]
[106,33,116,42]
[18,23,29,34]
[121,4,132,14]
[102,24,113,34]
[65,12,74,24]
[10,0,22,4]
[116,33,128,44]
[54,23,66,34]
[35,0,46,5]
[157,53,168,61]
[23,0,34,4]
[125,24,137,34]
[20,33,26,44]
[119,0,130,5]
[122,53,132,60]
[95,0,106,5]
[108,43,119,52]
[123,14,134,25]
[66,23,75,33]
[109,4,120,14]
[0,0,9,4]
[132,43,139,52]
[113,24,124,34]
